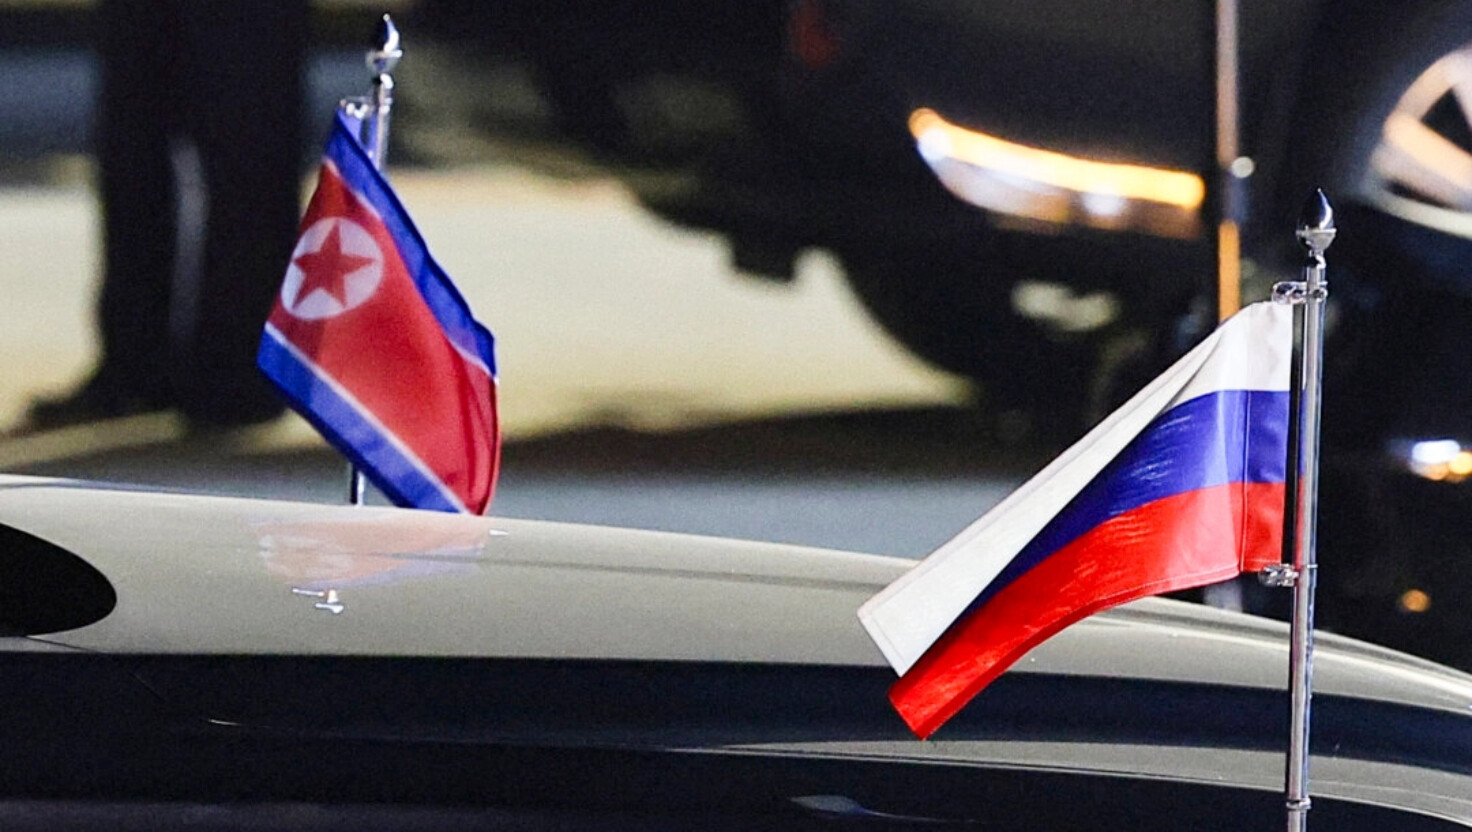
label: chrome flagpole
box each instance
[343,13,403,506]
[1264,190,1334,831]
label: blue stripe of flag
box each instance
[259,328,464,513]
[324,113,496,376]
[965,388,1289,616]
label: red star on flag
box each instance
[292,220,377,307]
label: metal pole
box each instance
[1214,0,1243,320]
[1266,190,1333,831]
[346,14,403,506]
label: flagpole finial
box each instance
[1296,189,1336,258]
[368,14,402,78]
[358,13,400,170]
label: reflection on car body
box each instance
[2,473,1472,829]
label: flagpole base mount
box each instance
[1259,563,1300,587]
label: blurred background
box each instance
[0,0,998,559]
[4,0,1472,668]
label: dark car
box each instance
[401,0,1472,676]
[408,0,1470,422]
[4,472,1472,830]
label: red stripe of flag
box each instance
[890,480,1286,738]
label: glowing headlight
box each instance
[908,108,1205,239]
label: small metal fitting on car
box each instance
[292,587,345,614]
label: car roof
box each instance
[3,473,1471,717]
[6,474,1472,826]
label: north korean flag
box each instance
[258,112,499,514]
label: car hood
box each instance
[3,474,1472,717]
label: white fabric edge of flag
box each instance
[1171,302,1293,404]
[857,301,1292,676]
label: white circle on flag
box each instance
[279,217,385,320]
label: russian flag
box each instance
[859,301,1293,738]
[258,112,499,514]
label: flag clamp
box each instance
[1258,563,1299,587]
[1271,282,1328,305]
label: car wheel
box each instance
[1290,1,1472,293]
[1365,43,1472,241]
[1284,3,1472,446]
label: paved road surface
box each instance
[0,168,966,433]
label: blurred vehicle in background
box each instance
[405,0,1472,668]
[409,0,1471,427]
